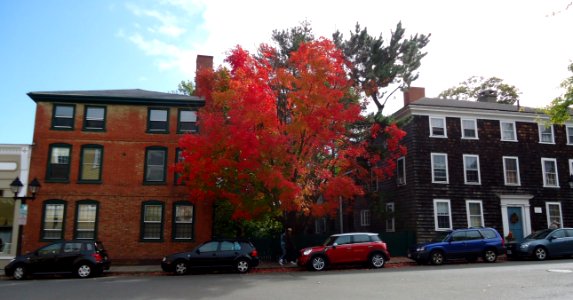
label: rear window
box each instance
[480,229,497,239]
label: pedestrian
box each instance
[279,227,296,265]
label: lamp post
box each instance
[10,177,41,255]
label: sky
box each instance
[1,0,572,144]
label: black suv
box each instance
[161,239,260,275]
[4,240,111,280]
[408,228,505,265]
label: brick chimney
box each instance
[403,87,426,106]
[196,55,213,71]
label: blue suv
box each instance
[407,228,505,265]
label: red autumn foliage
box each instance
[176,39,406,220]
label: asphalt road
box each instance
[2,259,573,300]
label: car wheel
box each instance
[534,247,548,261]
[430,251,445,265]
[236,259,250,273]
[174,260,189,275]
[310,255,327,271]
[12,264,27,280]
[483,249,497,263]
[76,263,93,278]
[370,253,386,268]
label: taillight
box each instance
[250,249,258,257]
[92,253,103,263]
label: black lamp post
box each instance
[10,177,41,255]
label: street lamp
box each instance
[10,177,41,255]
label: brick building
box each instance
[24,87,210,263]
[381,87,573,244]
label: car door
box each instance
[464,230,486,256]
[350,234,372,263]
[547,229,567,256]
[57,242,83,273]
[190,241,220,268]
[446,231,467,258]
[29,243,63,274]
[326,235,353,264]
[217,241,239,267]
[564,229,573,255]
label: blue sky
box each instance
[2,0,572,144]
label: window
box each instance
[429,117,447,137]
[46,144,71,181]
[463,154,481,184]
[52,104,75,129]
[538,124,555,144]
[38,243,62,256]
[569,159,573,179]
[541,158,559,187]
[461,119,478,139]
[466,200,484,228]
[74,201,98,239]
[431,153,449,183]
[173,202,194,240]
[79,145,103,182]
[41,200,66,240]
[198,241,218,252]
[386,202,395,232]
[360,209,370,226]
[63,242,82,253]
[147,108,169,133]
[83,106,106,130]
[353,234,370,243]
[434,199,452,231]
[178,109,198,133]
[567,126,573,145]
[144,147,167,183]
[141,201,164,240]
[315,218,327,234]
[503,156,521,186]
[500,121,517,141]
[546,202,563,229]
[396,157,406,185]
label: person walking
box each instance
[279,228,296,265]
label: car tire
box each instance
[483,249,497,263]
[533,246,548,261]
[310,255,327,271]
[430,251,445,265]
[12,264,27,280]
[174,260,189,275]
[76,263,93,278]
[369,253,386,268]
[236,259,250,274]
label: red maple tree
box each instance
[176,39,406,220]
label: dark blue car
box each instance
[407,228,505,265]
[506,228,573,260]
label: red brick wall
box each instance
[24,102,213,263]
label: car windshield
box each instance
[322,236,336,246]
[525,229,553,240]
[430,231,450,243]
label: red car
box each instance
[298,232,391,271]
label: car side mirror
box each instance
[196,249,201,254]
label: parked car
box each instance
[4,240,111,280]
[407,227,504,265]
[297,232,391,271]
[506,228,573,260]
[161,239,260,275]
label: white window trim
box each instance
[386,203,395,232]
[463,154,481,185]
[546,202,563,228]
[397,157,406,185]
[538,124,555,144]
[500,120,517,142]
[569,159,573,178]
[541,158,560,188]
[566,126,573,145]
[433,199,452,231]
[431,153,449,184]
[503,156,521,186]
[360,209,371,227]
[461,118,478,139]
[429,116,447,138]
[466,200,484,228]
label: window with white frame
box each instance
[386,203,395,232]
[429,117,447,137]
[567,126,573,145]
[503,156,521,185]
[463,154,481,184]
[569,159,573,179]
[500,121,517,141]
[538,124,555,144]
[431,153,449,183]
[541,158,559,187]
[546,202,563,228]
[360,209,371,226]
[434,199,452,230]
[397,157,406,185]
[461,119,478,139]
[466,200,484,228]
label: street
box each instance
[2,259,573,300]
